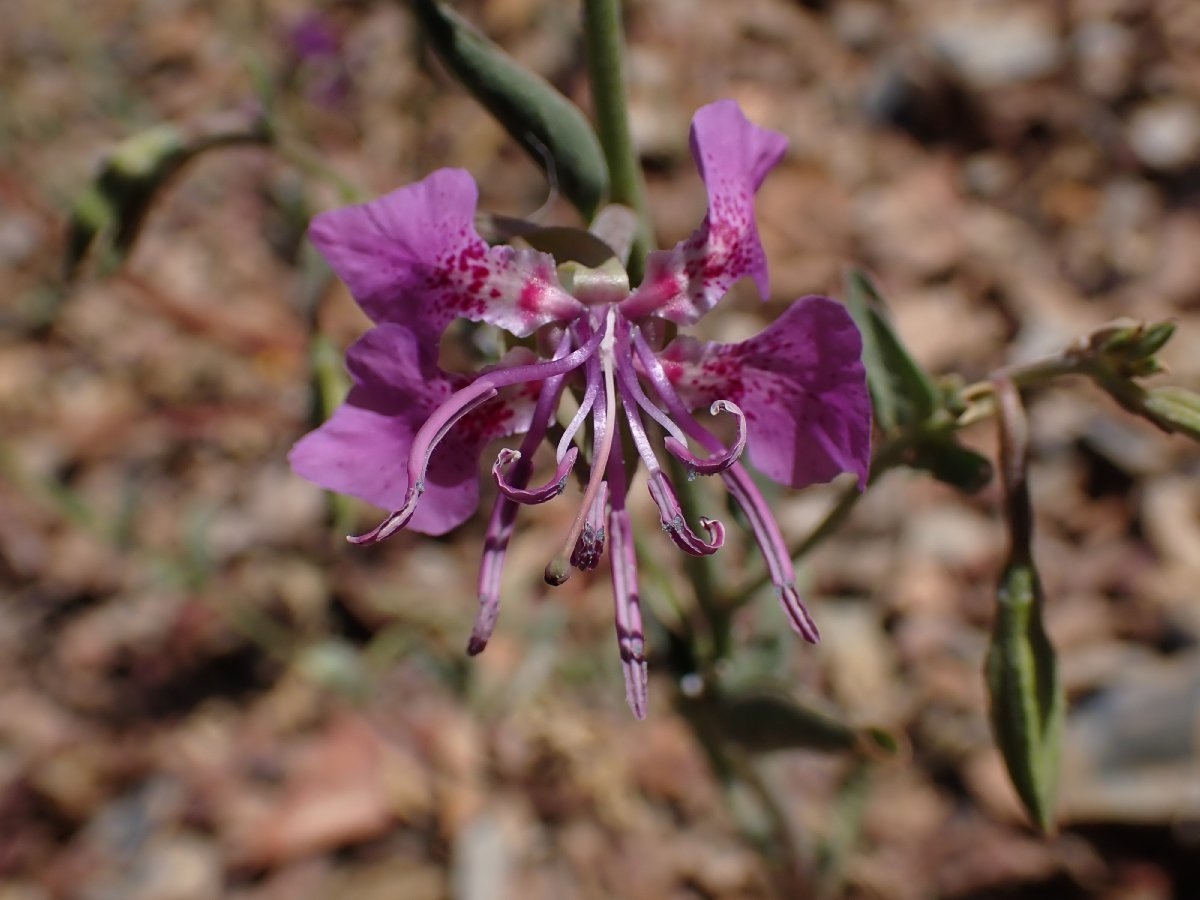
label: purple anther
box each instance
[570,481,609,572]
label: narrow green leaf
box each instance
[843,268,940,432]
[716,689,898,757]
[985,560,1064,833]
[910,436,995,493]
[414,0,609,220]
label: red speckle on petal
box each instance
[519,280,545,313]
[660,358,685,383]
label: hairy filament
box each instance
[664,399,747,476]
[348,379,498,545]
[615,323,690,448]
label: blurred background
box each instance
[3,0,1200,897]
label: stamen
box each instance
[493,446,579,504]
[607,444,649,718]
[569,480,608,571]
[471,331,574,655]
[348,379,498,545]
[614,323,725,557]
[664,399,747,477]
[556,370,598,462]
[350,327,604,546]
[646,470,725,555]
[722,463,819,642]
[631,329,818,641]
[546,307,618,585]
[616,373,663,470]
[614,324,690,448]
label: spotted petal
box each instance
[288,324,537,535]
[308,168,585,346]
[620,100,787,324]
[658,296,871,489]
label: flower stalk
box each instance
[582,0,651,280]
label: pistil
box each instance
[545,307,618,585]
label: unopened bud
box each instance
[1087,319,1177,377]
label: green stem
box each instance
[680,695,809,895]
[957,352,1085,427]
[581,0,651,281]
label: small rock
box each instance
[117,834,223,900]
[962,153,1017,199]
[928,8,1062,88]
[1128,100,1200,171]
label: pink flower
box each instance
[290,101,871,717]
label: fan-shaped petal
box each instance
[620,100,787,324]
[658,296,871,489]
[308,169,584,348]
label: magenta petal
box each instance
[308,168,584,341]
[288,324,535,535]
[620,100,787,324]
[660,296,871,489]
